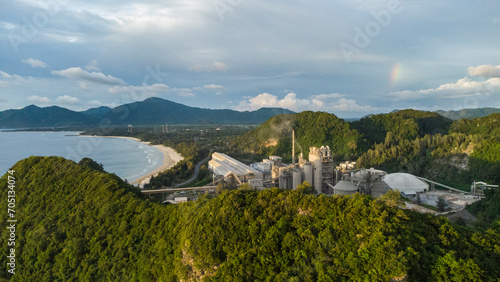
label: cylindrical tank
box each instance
[287,170,293,190]
[279,167,288,189]
[292,168,302,189]
[314,160,322,193]
[309,147,323,194]
[303,162,313,186]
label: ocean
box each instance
[0,131,163,183]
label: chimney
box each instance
[292,129,295,165]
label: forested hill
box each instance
[449,113,500,137]
[350,109,453,146]
[233,111,361,160]
[1,156,499,280]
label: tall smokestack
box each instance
[292,130,295,165]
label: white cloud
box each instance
[0,71,12,78]
[188,61,228,72]
[468,65,500,78]
[22,58,48,68]
[391,77,500,101]
[55,95,82,105]
[109,83,169,95]
[85,60,100,72]
[88,100,104,107]
[27,95,52,104]
[332,98,376,112]
[203,84,225,90]
[0,22,16,29]
[236,92,377,113]
[172,88,196,97]
[52,67,125,85]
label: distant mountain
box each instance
[0,98,294,129]
[102,97,294,125]
[81,106,111,117]
[0,105,95,128]
[436,107,500,120]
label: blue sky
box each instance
[1,0,499,118]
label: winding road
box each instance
[173,156,210,188]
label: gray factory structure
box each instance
[209,145,337,194]
[208,132,437,198]
[209,152,264,189]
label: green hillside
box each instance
[350,109,453,147]
[449,113,500,137]
[355,113,500,188]
[1,157,499,280]
[234,111,361,160]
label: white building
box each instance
[382,173,429,198]
[209,152,263,180]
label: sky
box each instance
[0,0,499,118]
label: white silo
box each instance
[309,147,322,194]
[292,168,302,190]
[333,180,358,195]
[303,162,313,186]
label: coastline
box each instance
[80,135,184,187]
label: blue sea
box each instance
[0,131,163,183]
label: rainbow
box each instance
[389,63,402,88]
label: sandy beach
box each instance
[81,135,183,187]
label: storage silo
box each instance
[292,168,302,190]
[333,180,358,195]
[309,147,322,194]
[303,162,313,186]
[279,167,289,189]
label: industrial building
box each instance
[250,161,271,174]
[209,152,263,186]
[208,129,435,200]
[382,173,429,198]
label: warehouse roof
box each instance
[209,152,263,178]
[382,173,428,195]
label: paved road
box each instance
[141,186,217,194]
[173,156,210,188]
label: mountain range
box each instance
[435,107,500,120]
[0,97,294,128]
[1,97,498,129]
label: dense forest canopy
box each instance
[1,157,499,280]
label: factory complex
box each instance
[207,132,497,205]
[208,145,431,199]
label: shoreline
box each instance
[80,135,184,187]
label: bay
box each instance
[0,131,163,183]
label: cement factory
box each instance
[208,131,498,204]
[208,130,425,198]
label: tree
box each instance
[78,158,104,172]
[239,183,253,190]
[379,189,406,207]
